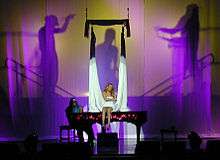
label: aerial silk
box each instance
[89,27,104,112]
[89,26,128,112]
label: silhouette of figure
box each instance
[96,28,118,91]
[156,4,199,77]
[188,131,202,151]
[23,131,38,159]
[39,14,74,96]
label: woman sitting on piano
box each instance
[102,83,117,130]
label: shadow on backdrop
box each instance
[156,3,199,78]
[96,28,119,92]
[38,14,74,136]
[38,14,74,97]
[153,4,209,133]
[156,3,200,96]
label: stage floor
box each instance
[32,136,220,154]
[55,137,219,154]
[1,137,220,151]
[1,137,220,159]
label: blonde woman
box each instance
[102,83,116,130]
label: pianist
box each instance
[65,97,95,145]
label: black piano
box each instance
[66,111,147,142]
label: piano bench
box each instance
[59,125,76,141]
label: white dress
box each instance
[102,96,116,110]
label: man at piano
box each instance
[102,83,117,130]
[65,97,95,145]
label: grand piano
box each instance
[66,111,147,142]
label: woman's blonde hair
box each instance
[104,83,115,97]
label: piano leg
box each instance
[136,125,141,143]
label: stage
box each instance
[0,0,220,159]
[1,136,220,160]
